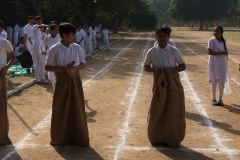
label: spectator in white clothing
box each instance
[102,26,110,51]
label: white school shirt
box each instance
[0,30,7,39]
[102,29,109,39]
[85,27,92,40]
[41,34,61,52]
[144,44,185,68]
[96,27,101,38]
[75,31,81,44]
[32,24,42,49]
[46,42,86,67]
[92,29,96,39]
[19,27,24,38]
[24,23,33,39]
[7,27,13,37]
[0,37,13,70]
[14,43,24,56]
[154,40,176,48]
[13,25,20,36]
[78,29,86,45]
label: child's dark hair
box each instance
[165,26,172,33]
[50,24,58,30]
[216,26,227,51]
[155,27,170,36]
[28,16,34,20]
[35,16,43,21]
[59,23,76,38]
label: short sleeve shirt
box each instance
[46,42,86,67]
[24,23,33,38]
[144,44,185,68]
[0,37,13,70]
[102,29,109,39]
[32,24,42,49]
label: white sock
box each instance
[219,83,225,101]
[211,83,217,100]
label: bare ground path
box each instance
[1,31,240,160]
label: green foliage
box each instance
[168,0,238,22]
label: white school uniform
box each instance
[85,26,93,56]
[144,44,185,68]
[32,24,45,81]
[102,29,110,50]
[207,37,232,96]
[96,26,101,49]
[79,29,86,55]
[14,43,24,56]
[0,37,13,71]
[154,40,176,48]
[92,28,97,49]
[0,30,8,40]
[24,24,35,69]
[19,27,24,38]
[46,42,86,67]
[41,34,61,83]
[13,24,20,46]
[6,26,13,44]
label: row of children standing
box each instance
[75,22,110,59]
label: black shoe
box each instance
[217,100,224,106]
[26,69,31,74]
[211,99,217,106]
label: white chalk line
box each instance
[83,33,142,85]
[174,38,235,159]
[180,71,234,159]
[176,37,240,87]
[2,33,144,160]
[113,34,151,160]
[5,144,240,155]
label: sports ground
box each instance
[1,30,240,160]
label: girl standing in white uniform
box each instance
[208,26,232,106]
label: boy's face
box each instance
[63,32,75,43]
[35,19,42,25]
[155,31,169,46]
[28,19,34,25]
[50,27,58,36]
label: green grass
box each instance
[224,31,240,40]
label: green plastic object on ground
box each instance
[7,62,28,78]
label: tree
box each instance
[96,0,150,33]
[168,0,238,30]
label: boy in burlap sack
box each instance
[0,22,16,145]
[144,27,186,149]
[45,23,89,146]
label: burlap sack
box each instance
[0,76,12,145]
[147,69,186,149]
[50,71,89,146]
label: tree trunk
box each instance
[205,21,210,30]
[112,18,119,34]
[199,20,204,30]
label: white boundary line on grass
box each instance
[2,33,143,160]
[113,34,151,160]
